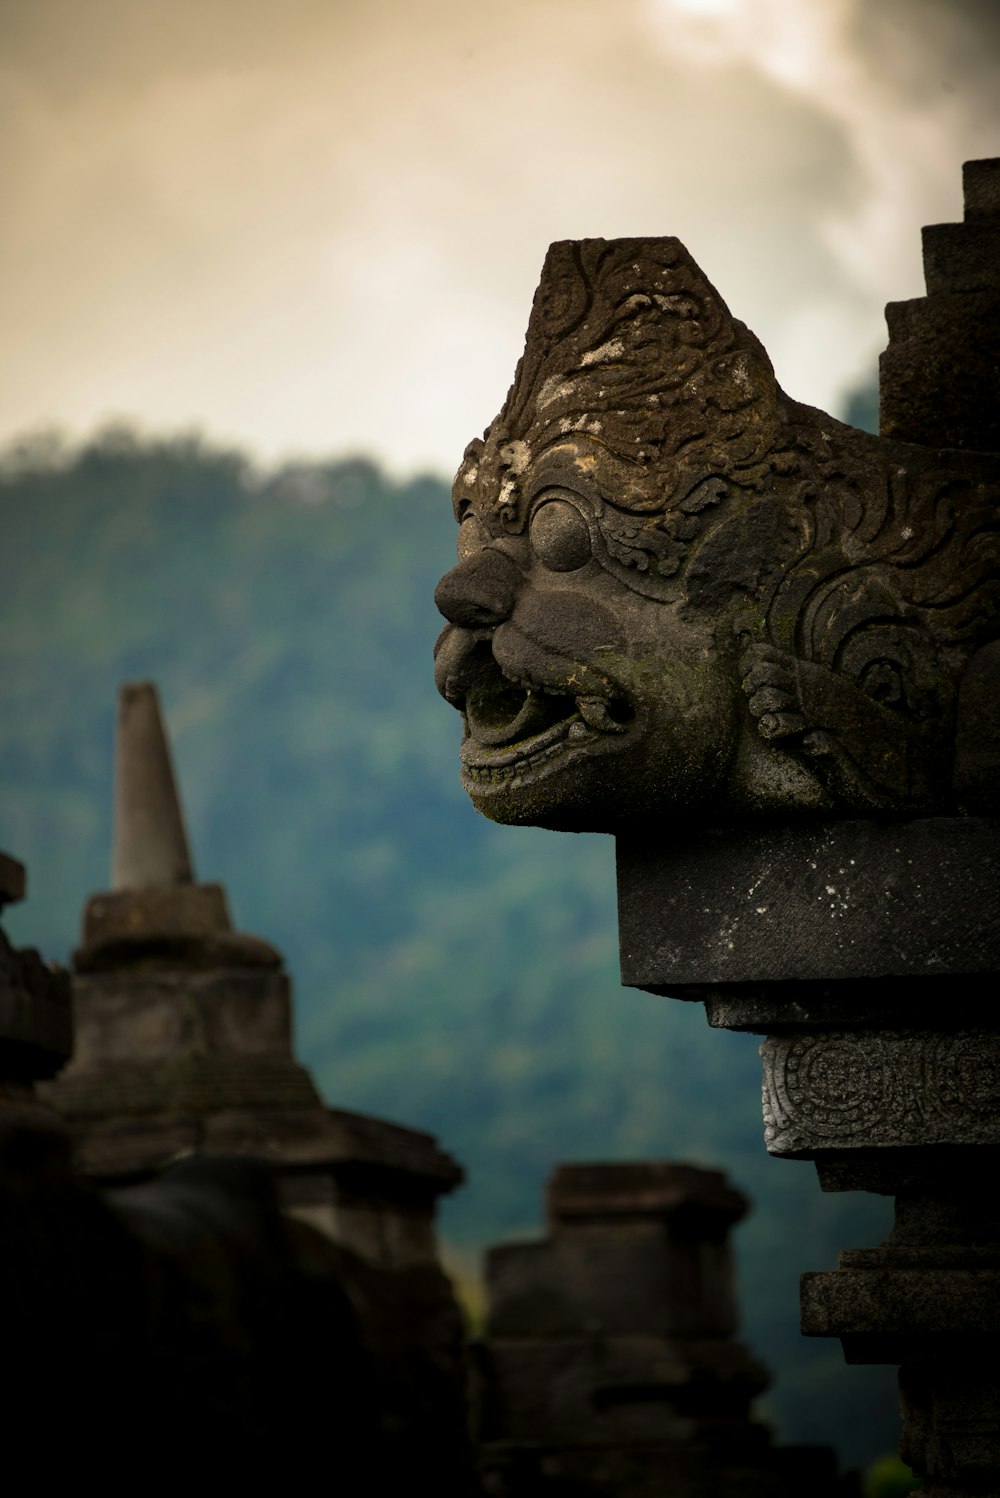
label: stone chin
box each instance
[433,571,743,833]
[458,708,739,834]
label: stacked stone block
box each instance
[475,1162,853,1497]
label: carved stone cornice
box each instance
[761,1030,1000,1157]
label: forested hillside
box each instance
[1,424,897,1465]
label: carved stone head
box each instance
[434,239,1000,831]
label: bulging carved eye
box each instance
[529,498,592,572]
[457,513,490,562]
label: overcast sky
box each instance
[1,0,997,476]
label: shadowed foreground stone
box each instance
[0,852,72,1142]
[474,1162,856,1498]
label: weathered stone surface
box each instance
[548,1159,748,1227]
[435,238,1000,833]
[488,1227,741,1342]
[48,683,465,1285]
[617,817,1000,992]
[438,160,1000,1496]
[802,1259,1000,1357]
[881,157,1000,452]
[0,852,26,907]
[702,978,998,1035]
[880,293,1000,454]
[761,1030,1000,1156]
[477,1161,852,1497]
[813,1145,1000,1198]
[61,968,297,1071]
[0,851,72,1082]
[76,881,279,969]
[0,854,72,1212]
[480,1434,843,1498]
[0,927,73,1071]
[111,680,193,889]
[488,1161,747,1342]
[964,156,1000,217]
[72,684,281,972]
[922,220,1000,296]
[482,1335,767,1444]
[898,1361,1000,1497]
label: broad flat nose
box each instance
[434,547,522,628]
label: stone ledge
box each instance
[480,1335,769,1443]
[802,1266,1000,1340]
[44,1055,321,1118]
[703,977,996,1034]
[617,818,1000,991]
[61,968,295,1071]
[761,1030,1000,1156]
[548,1161,747,1225]
[0,853,26,906]
[0,930,73,1071]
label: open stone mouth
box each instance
[460,669,634,785]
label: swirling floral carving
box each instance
[762,1031,1000,1155]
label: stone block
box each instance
[702,976,998,1035]
[814,1144,1000,1197]
[617,818,1000,992]
[801,1262,1000,1351]
[762,1030,1000,1156]
[481,1335,766,1445]
[549,1161,747,1228]
[922,220,1000,295]
[964,157,1000,218]
[487,1227,739,1340]
[880,292,1000,451]
[76,883,282,970]
[62,968,297,1072]
[0,853,26,907]
[0,928,72,1075]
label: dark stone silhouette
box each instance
[45,685,462,1252]
[29,681,474,1490]
[474,1163,856,1497]
[436,159,1000,1495]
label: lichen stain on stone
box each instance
[499,439,531,474]
[580,338,625,368]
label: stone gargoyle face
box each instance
[434,239,1000,832]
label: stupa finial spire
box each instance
[111,681,193,890]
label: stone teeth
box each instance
[576,696,627,734]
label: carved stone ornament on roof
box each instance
[434,238,1000,831]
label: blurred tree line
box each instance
[1,409,899,1467]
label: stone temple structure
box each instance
[0,851,71,1151]
[435,158,1000,1494]
[45,681,462,1267]
[38,682,473,1485]
[475,1161,854,1498]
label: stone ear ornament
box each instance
[436,237,1000,830]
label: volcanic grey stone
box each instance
[476,1161,851,1498]
[761,1029,1000,1157]
[0,853,26,908]
[964,156,1000,217]
[616,817,1000,992]
[112,681,194,890]
[435,235,1000,835]
[47,683,464,1274]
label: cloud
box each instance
[0,0,996,473]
